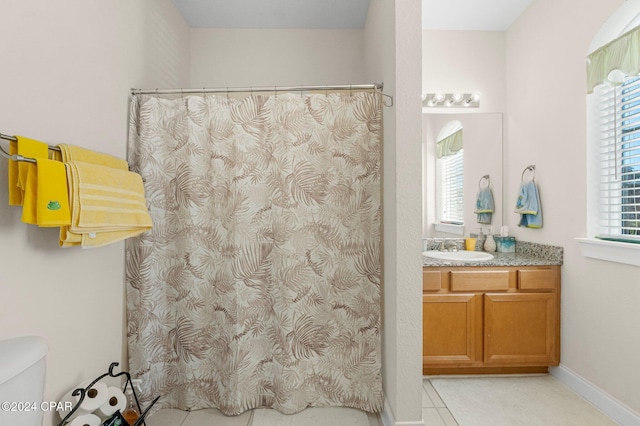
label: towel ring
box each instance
[521,164,536,182]
[478,174,490,189]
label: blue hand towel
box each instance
[474,186,495,224]
[515,180,542,228]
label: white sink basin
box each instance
[423,250,494,262]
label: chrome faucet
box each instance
[444,239,459,252]
[434,238,458,252]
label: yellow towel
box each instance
[58,144,129,170]
[60,161,152,248]
[17,136,49,190]
[8,141,22,206]
[49,148,62,162]
[7,136,49,207]
[59,226,81,247]
[36,158,71,227]
[60,228,144,248]
[55,145,128,245]
[20,163,38,225]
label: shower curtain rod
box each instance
[131,83,393,106]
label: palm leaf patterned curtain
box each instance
[126,91,383,416]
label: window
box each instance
[594,74,640,242]
[579,3,640,266]
[437,148,464,223]
[435,126,464,224]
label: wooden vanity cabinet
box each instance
[422,265,560,375]
[423,293,482,365]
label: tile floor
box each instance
[146,405,382,426]
[146,376,615,426]
[422,379,458,426]
[428,375,617,426]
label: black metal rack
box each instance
[57,362,159,426]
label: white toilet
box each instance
[0,336,48,426]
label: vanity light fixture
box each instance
[423,92,480,108]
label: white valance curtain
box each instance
[587,25,640,93]
[436,129,463,159]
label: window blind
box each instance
[597,74,640,241]
[437,149,464,224]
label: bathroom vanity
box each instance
[422,244,562,375]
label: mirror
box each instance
[422,113,503,237]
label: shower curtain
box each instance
[125,91,383,416]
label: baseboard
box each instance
[380,396,425,426]
[551,365,640,426]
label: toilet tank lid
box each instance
[0,336,48,385]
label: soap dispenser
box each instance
[483,228,496,252]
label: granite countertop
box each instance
[423,251,562,267]
[422,240,563,267]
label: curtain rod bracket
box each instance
[375,87,394,107]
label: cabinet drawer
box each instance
[518,269,557,290]
[423,270,442,292]
[451,270,509,291]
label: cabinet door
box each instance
[484,293,558,365]
[423,294,482,365]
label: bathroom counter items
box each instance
[423,241,563,267]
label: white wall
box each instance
[0,1,189,425]
[366,0,424,425]
[0,4,427,426]
[190,29,366,87]
[421,30,506,238]
[506,0,640,416]
[421,1,640,419]
[422,30,506,114]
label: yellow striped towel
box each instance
[57,144,129,170]
[60,161,152,248]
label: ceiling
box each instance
[172,0,535,31]
[422,0,534,31]
[172,0,370,29]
